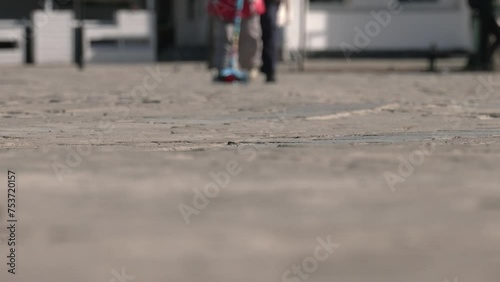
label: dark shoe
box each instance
[260,65,268,74]
[265,73,276,83]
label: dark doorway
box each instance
[0,0,42,20]
[55,0,147,20]
[156,0,176,59]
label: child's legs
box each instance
[239,15,262,70]
[214,18,233,70]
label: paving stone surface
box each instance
[0,63,499,282]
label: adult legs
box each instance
[478,0,497,69]
[260,0,280,82]
[486,14,500,59]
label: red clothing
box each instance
[208,0,266,21]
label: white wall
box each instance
[33,11,74,65]
[287,0,473,53]
[84,10,155,63]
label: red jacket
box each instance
[208,0,266,21]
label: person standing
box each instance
[466,0,500,70]
[260,0,282,82]
[478,0,500,70]
[208,0,266,79]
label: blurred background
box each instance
[3,2,500,282]
[0,0,496,67]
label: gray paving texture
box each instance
[0,61,500,282]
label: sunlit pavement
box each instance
[1,62,500,282]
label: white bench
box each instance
[84,10,155,63]
[0,20,26,65]
[286,0,473,70]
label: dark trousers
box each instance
[468,0,500,70]
[260,0,280,76]
[479,12,500,67]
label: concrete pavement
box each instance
[0,62,500,282]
